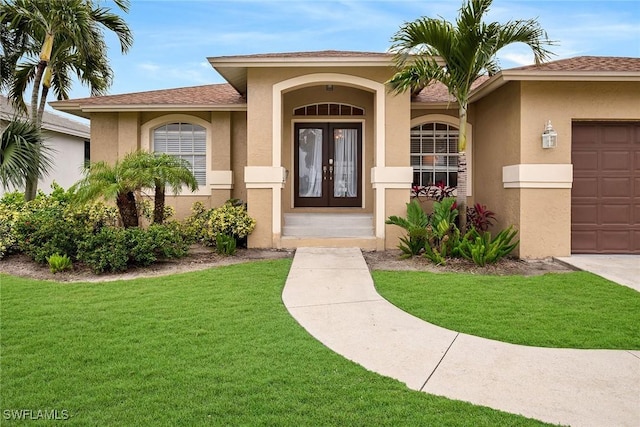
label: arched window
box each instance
[294,103,364,116]
[411,122,458,188]
[153,122,206,185]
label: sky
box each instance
[66,0,639,101]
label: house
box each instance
[1,95,90,195]
[51,51,640,257]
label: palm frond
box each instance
[0,118,52,190]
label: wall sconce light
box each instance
[325,84,334,92]
[542,120,557,149]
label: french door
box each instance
[294,123,362,207]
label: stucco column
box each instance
[209,112,233,206]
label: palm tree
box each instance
[0,0,133,200]
[388,0,554,226]
[73,151,199,227]
[121,152,198,225]
[0,118,52,191]
[73,156,142,228]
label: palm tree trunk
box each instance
[116,191,139,228]
[30,61,46,125]
[153,179,165,225]
[36,81,50,127]
[457,104,469,230]
[24,62,48,201]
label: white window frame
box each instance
[410,114,472,196]
[141,114,212,196]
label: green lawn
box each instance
[0,260,552,426]
[374,270,640,349]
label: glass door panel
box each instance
[333,128,358,198]
[298,127,323,198]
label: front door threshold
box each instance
[279,236,378,250]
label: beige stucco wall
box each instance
[472,80,640,258]
[472,82,522,252]
[88,110,249,222]
[245,65,408,248]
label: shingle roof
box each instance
[1,95,89,138]
[509,56,640,72]
[413,76,489,103]
[52,83,245,107]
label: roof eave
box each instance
[42,123,90,139]
[500,70,640,81]
[208,56,396,95]
[411,101,458,109]
[51,102,248,119]
[468,70,640,103]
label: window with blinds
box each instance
[153,123,206,185]
[410,122,458,188]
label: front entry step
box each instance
[283,213,374,238]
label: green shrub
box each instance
[146,222,190,259]
[0,192,25,259]
[385,199,429,258]
[77,226,130,273]
[458,226,520,266]
[12,186,118,264]
[185,200,256,248]
[47,253,73,273]
[215,233,237,256]
[77,223,191,274]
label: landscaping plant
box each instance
[185,199,256,249]
[385,199,429,258]
[423,197,462,265]
[467,203,496,232]
[46,253,73,273]
[388,196,519,266]
[458,226,520,266]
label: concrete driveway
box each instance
[555,255,640,292]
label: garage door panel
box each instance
[572,121,638,254]
[572,151,598,169]
[600,205,631,224]
[634,231,640,251]
[601,151,631,171]
[600,231,631,251]
[571,230,597,251]
[572,126,597,143]
[602,125,630,143]
[572,177,598,197]
[572,205,597,224]
[601,177,631,197]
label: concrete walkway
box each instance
[282,248,640,427]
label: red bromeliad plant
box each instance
[466,203,496,232]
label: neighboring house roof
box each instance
[51,83,246,119]
[1,95,90,139]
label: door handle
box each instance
[329,165,333,180]
[323,165,327,180]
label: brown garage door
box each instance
[572,122,640,253]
